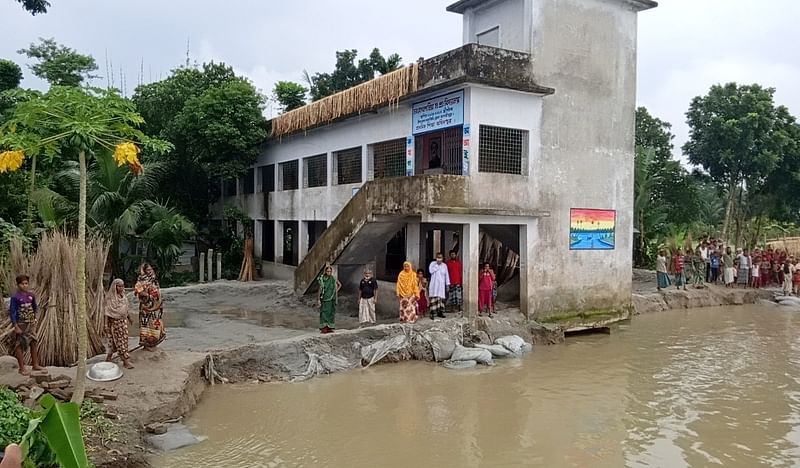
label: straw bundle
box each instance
[0,232,110,366]
[238,236,256,282]
[271,63,419,138]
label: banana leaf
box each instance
[37,394,89,468]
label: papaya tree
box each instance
[0,86,171,403]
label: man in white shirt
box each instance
[699,241,709,282]
[428,252,450,320]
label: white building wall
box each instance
[462,0,531,52]
[466,86,543,208]
[525,0,639,314]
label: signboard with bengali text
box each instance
[412,90,465,135]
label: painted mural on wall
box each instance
[569,208,615,250]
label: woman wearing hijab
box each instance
[396,262,420,323]
[134,263,165,350]
[105,278,134,369]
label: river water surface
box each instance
[155,305,800,467]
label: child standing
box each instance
[710,250,720,284]
[793,261,800,295]
[672,249,687,291]
[656,250,670,291]
[6,275,44,375]
[751,256,760,289]
[416,269,428,319]
[478,263,496,317]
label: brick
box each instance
[98,391,118,401]
[32,371,51,383]
[86,395,104,403]
[29,386,44,401]
[49,389,69,401]
[44,380,70,389]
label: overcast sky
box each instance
[1,0,798,161]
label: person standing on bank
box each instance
[5,275,43,375]
[358,269,378,326]
[317,265,341,334]
[428,253,450,320]
[104,278,134,369]
[446,250,463,314]
[656,250,670,291]
[396,262,420,323]
[479,263,496,317]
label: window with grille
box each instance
[303,154,327,188]
[280,160,299,190]
[242,168,255,194]
[223,179,237,197]
[478,125,528,175]
[334,147,362,185]
[259,164,275,193]
[371,138,406,180]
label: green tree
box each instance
[14,0,50,15]
[273,81,307,112]
[0,86,171,404]
[0,59,23,92]
[17,38,98,87]
[683,83,796,241]
[306,48,402,101]
[132,62,267,224]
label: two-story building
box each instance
[214,0,657,320]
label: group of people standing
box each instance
[317,251,498,333]
[6,263,166,375]
[656,240,800,295]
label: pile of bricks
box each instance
[13,370,117,406]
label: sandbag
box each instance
[474,343,512,357]
[443,359,477,370]
[776,296,800,305]
[450,344,494,366]
[495,335,526,353]
[423,329,457,362]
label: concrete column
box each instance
[199,252,206,282]
[216,253,222,281]
[363,144,371,182]
[462,222,480,318]
[298,220,307,263]
[519,222,535,319]
[405,223,421,269]
[276,223,285,264]
[207,249,214,281]
[254,221,263,260]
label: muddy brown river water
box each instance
[155,304,800,467]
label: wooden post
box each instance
[199,252,206,283]
[217,252,222,281]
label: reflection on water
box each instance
[155,305,800,467]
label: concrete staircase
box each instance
[294,175,469,295]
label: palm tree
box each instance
[33,152,170,277]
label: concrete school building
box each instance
[213,0,657,320]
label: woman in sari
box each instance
[105,278,134,369]
[318,265,341,334]
[396,262,420,323]
[134,263,165,351]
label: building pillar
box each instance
[462,222,480,318]
[519,222,535,319]
[298,220,308,263]
[254,220,263,260]
[276,222,285,264]
[405,223,421,269]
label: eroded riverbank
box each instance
[0,277,781,466]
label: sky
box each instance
[1,0,798,162]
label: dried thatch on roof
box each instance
[0,232,109,366]
[271,63,420,138]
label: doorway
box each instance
[282,221,298,266]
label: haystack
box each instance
[238,236,256,282]
[0,232,110,366]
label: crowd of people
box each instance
[317,250,498,333]
[655,239,800,295]
[7,263,167,375]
